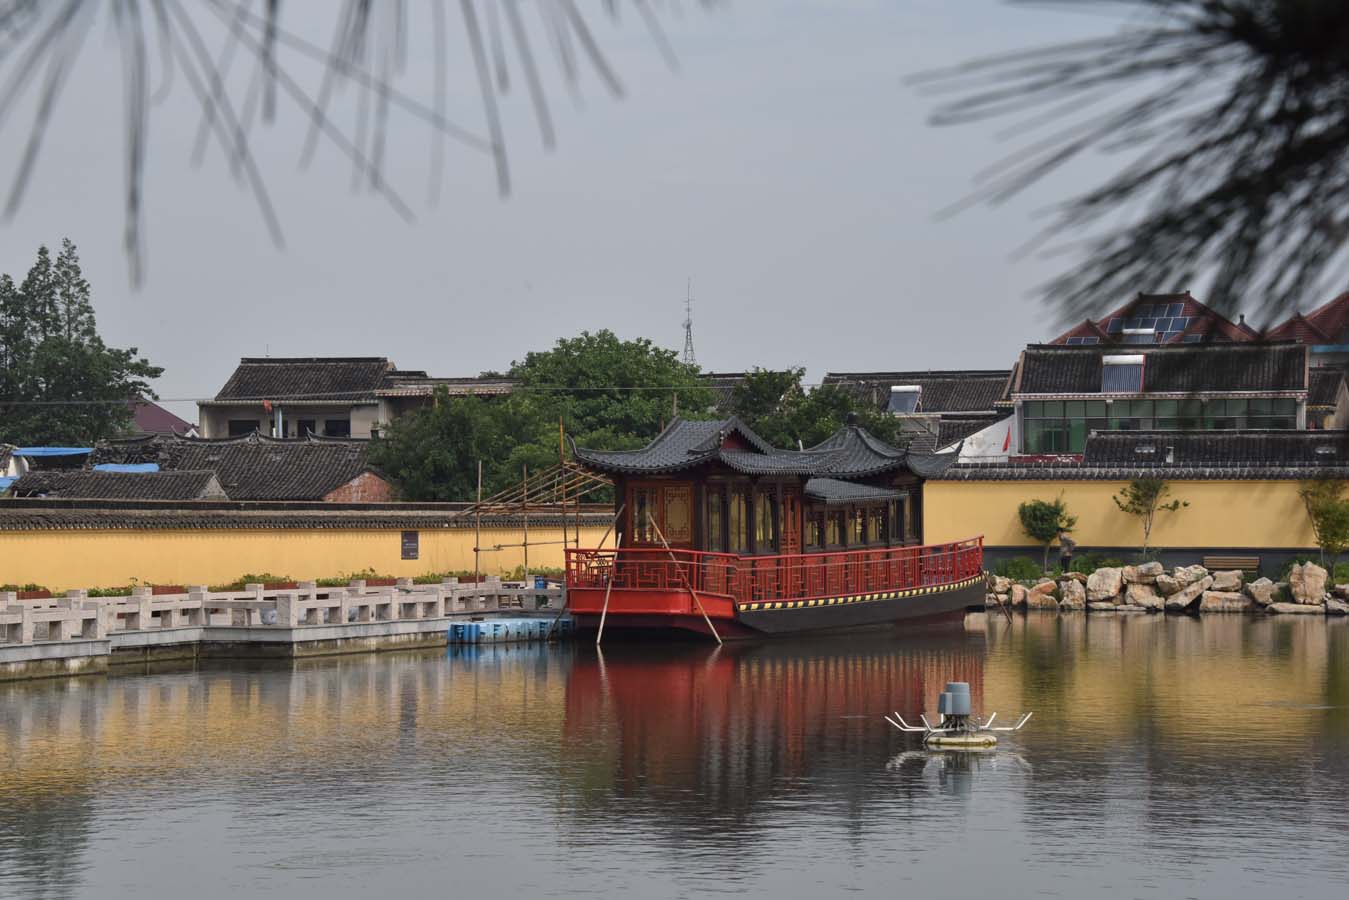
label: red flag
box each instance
[262,399,273,413]
[1002,426,1011,453]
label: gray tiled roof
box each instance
[8,470,226,500]
[823,370,1011,413]
[932,429,1349,480]
[89,434,382,501]
[1308,367,1344,408]
[1015,344,1307,395]
[214,357,393,402]
[808,425,907,477]
[572,417,821,475]
[804,478,902,506]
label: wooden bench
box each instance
[1202,556,1260,578]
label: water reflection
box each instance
[0,617,1347,899]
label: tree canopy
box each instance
[371,330,714,501]
[0,240,162,445]
[726,368,904,449]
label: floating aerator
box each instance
[885,681,1032,748]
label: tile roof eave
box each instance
[199,399,379,407]
[931,465,1349,481]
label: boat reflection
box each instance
[559,629,988,824]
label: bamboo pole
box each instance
[593,504,626,646]
[474,460,482,587]
[648,512,723,646]
[521,464,529,591]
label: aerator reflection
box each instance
[885,682,1032,748]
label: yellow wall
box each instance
[1,524,607,591]
[924,479,1317,549]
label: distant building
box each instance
[1005,342,1307,457]
[127,398,197,437]
[196,357,515,439]
[89,433,394,502]
[823,369,1013,459]
[1049,291,1259,346]
[1264,291,1349,368]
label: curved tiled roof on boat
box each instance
[803,478,903,506]
[571,416,837,476]
[807,424,907,477]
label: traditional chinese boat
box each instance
[564,416,984,640]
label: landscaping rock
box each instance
[1268,602,1326,615]
[1116,604,1149,613]
[1288,562,1329,605]
[1198,590,1255,613]
[1333,584,1349,601]
[1009,584,1029,608]
[1086,567,1124,602]
[1064,571,1088,584]
[985,593,1000,608]
[1125,583,1160,608]
[1155,574,1182,596]
[1327,597,1349,616]
[1123,562,1163,584]
[1026,591,1059,610]
[991,575,1012,595]
[1210,570,1244,592]
[1245,577,1278,607]
[1058,580,1086,609]
[1173,565,1209,587]
[1087,601,1119,612]
[1165,575,1214,612]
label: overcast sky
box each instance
[1,1,1134,421]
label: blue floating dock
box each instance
[448,616,573,644]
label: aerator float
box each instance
[885,682,1032,748]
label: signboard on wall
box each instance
[401,530,419,560]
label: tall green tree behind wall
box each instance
[0,240,163,445]
[728,367,904,448]
[371,330,714,501]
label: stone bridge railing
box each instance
[0,578,563,646]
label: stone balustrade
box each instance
[0,577,565,648]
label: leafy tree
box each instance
[508,329,715,448]
[1299,478,1349,570]
[0,240,162,445]
[729,367,904,449]
[1112,478,1188,559]
[1018,496,1077,572]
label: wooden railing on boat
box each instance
[565,538,983,607]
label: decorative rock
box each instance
[1327,597,1349,616]
[991,575,1012,595]
[1245,577,1278,607]
[1115,604,1148,613]
[985,593,1000,608]
[1199,590,1254,613]
[1064,571,1088,584]
[1009,584,1029,608]
[1030,581,1057,598]
[1086,567,1124,603]
[1165,574,1214,612]
[1268,602,1326,615]
[1210,570,1244,592]
[1026,591,1059,610]
[1155,574,1182,596]
[1123,561,1164,584]
[1333,584,1349,601]
[1125,583,1160,607]
[1087,601,1118,612]
[1288,562,1329,605]
[1173,565,1209,588]
[1058,580,1086,609]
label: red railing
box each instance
[565,538,983,608]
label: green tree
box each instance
[1299,478,1349,570]
[0,240,162,445]
[508,329,715,447]
[729,367,904,449]
[1018,496,1077,572]
[1112,478,1187,559]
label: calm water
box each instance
[2,614,1348,900]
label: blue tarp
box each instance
[93,463,159,473]
[14,447,92,457]
[0,476,16,493]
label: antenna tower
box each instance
[682,278,697,366]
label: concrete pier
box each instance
[0,577,567,681]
